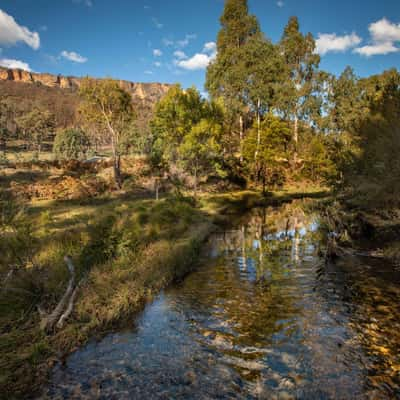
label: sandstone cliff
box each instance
[0,67,172,104]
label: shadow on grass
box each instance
[0,169,51,189]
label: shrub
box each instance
[53,128,90,160]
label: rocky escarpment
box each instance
[0,67,172,104]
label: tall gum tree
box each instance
[279,16,320,166]
[206,0,261,162]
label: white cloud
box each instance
[175,40,216,71]
[154,61,161,67]
[203,42,216,54]
[173,50,187,59]
[354,41,399,56]
[176,52,216,71]
[369,18,400,43]
[0,9,40,50]
[144,70,153,75]
[0,58,31,71]
[60,50,88,63]
[277,1,284,7]
[153,49,162,57]
[315,32,361,55]
[354,18,400,57]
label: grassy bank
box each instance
[0,186,328,399]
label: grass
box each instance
[0,174,329,399]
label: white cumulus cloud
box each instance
[176,53,212,70]
[0,58,31,71]
[175,41,216,71]
[354,18,400,57]
[354,41,399,56]
[369,18,400,43]
[60,50,88,63]
[316,32,361,55]
[0,9,40,50]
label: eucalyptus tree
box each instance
[243,34,285,164]
[16,108,55,157]
[151,85,224,197]
[206,0,261,161]
[243,115,291,193]
[53,128,90,160]
[79,78,135,189]
[279,16,321,164]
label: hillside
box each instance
[0,67,172,129]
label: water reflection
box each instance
[43,200,400,399]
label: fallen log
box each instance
[56,284,79,329]
[40,256,75,332]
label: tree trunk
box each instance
[155,178,159,201]
[293,114,298,166]
[239,114,244,163]
[111,135,122,190]
[193,165,198,199]
[255,98,261,162]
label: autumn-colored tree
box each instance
[79,78,135,189]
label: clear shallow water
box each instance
[43,200,400,399]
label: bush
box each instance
[53,129,90,160]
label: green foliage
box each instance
[178,118,222,193]
[53,128,90,160]
[16,108,55,153]
[340,69,400,208]
[79,78,136,188]
[151,85,224,193]
[243,114,290,190]
[278,16,321,157]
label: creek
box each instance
[42,200,400,399]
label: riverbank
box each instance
[0,187,328,399]
[321,197,400,265]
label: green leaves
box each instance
[151,86,224,193]
[53,129,90,160]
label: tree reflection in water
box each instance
[43,200,400,399]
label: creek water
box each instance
[43,200,400,399]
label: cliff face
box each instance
[0,67,172,104]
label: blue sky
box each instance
[0,0,399,91]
